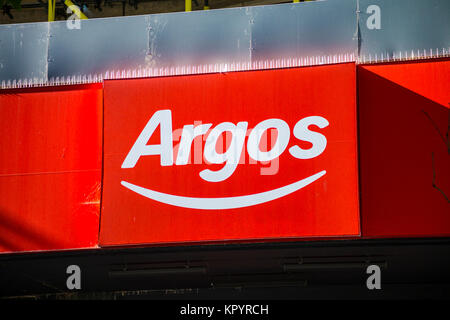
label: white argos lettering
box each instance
[247,118,290,162]
[200,121,248,182]
[122,109,173,168]
[121,110,329,182]
[176,123,212,165]
[289,116,329,159]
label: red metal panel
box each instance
[0,84,102,253]
[100,63,360,246]
[358,59,450,238]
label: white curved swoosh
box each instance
[120,170,326,210]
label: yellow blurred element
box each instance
[185,0,192,11]
[48,0,55,21]
[65,0,89,20]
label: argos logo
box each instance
[121,109,329,182]
[119,110,329,210]
[100,65,360,245]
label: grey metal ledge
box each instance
[0,0,449,89]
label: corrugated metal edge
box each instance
[357,48,450,64]
[1,0,449,89]
[1,53,356,89]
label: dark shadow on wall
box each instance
[358,66,449,238]
[0,207,61,252]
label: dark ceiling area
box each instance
[1,238,449,299]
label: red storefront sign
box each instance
[0,84,103,253]
[100,63,360,246]
[358,59,450,238]
[1,60,448,254]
